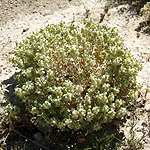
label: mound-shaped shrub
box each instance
[10,20,141,131]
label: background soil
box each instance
[0,0,150,149]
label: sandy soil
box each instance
[0,0,150,149]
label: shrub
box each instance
[10,20,142,131]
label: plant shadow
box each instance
[135,20,150,35]
[107,0,148,16]
[2,75,20,106]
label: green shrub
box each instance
[141,2,150,21]
[10,20,142,131]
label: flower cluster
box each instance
[10,20,142,131]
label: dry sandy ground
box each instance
[0,0,150,149]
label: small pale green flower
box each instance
[72,110,78,119]
[42,101,51,109]
[31,107,37,114]
[64,93,72,102]
[108,92,114,102]
[92,106,100,115]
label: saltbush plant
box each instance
[10,20,142,131]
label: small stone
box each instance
[22,28,29,34]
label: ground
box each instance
[0,0,150,149]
